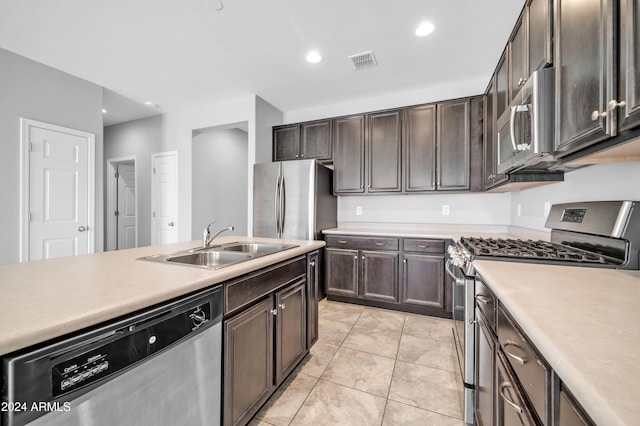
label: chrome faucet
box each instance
[202,220,234,248]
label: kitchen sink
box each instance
[138,241,299,270]
[166,251,251,268]
[222,242,297,254]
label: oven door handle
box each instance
[445,259,465,286]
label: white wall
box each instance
[192,128,248,238]
[104,115,164,247]
[339,193,511,226]
[510,162,640,231]
[0,48,104,265]
[283,77,487,123]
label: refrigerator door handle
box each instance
[280,176,286,237]
[274,175,281,236]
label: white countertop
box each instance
[474,260,640,425]
[0,236,324,356]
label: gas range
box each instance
[449,201,640,276]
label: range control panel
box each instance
[561,208,587,223]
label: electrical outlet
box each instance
[442,205,450,216]
[356,206,363,216]
[517,204,522,217]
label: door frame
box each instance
[106,156,138,251]
[20,118,96,262]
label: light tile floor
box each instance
[249,299,466,426]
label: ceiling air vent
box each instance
[349,50,377,70]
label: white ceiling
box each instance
[0,0,524,126]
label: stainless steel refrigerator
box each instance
[253,160,336,240]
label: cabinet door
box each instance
[361,250,399,302]
[301,120,332,160]
[474,314,496,426]
[400,254,444,309]
[618,0,640,131]
[325,248,359,296]
[333,115,365,193]
[528,0,553,74]
[496,350,538,426]
[404,104,436,192]
[306,251,319,348]
[510,11,528,103]
[496,48,510,121]
[554,0,616,154]
[224,297,275,426]
[273,125,300,161]
[275,280,307,385]
[484,76,508,190]
[438,99,470,190]
[367,110,402,192]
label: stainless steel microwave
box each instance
[496,67,556,174]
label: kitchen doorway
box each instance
[191,123,248,239]
[20,119,95,261]
[106,157,138,250]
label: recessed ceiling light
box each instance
[144,101,160,108]
[306,51,322,64]
[102,109,107,114]
[415,21,436,37]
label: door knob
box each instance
[168,222,175,227]
[78,226,87,232]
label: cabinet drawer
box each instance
[402,238,444,254]
[325,235,399,251]
[225,257,306,315]
[475,277,496,334]
[498,305,550,425]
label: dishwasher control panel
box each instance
[51,300,212,397]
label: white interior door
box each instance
[152,152,178,245]
[117,162,137,249]
[22,119,95,261]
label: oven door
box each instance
[446,259,475,424]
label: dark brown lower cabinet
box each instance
[475,312,496,426]
[400,253,444,309]
[325,235,450,317]
[558,387,595,426]
[496,349,538,426]
[224,280,307,426]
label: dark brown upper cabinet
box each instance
[509,10,528,104]
[554,0,616,155]
[438,99,471,191]
[495,48,510,121]
[367,110,402,193]
[333,114,366,194]
[618,0,640,132]
[484,75,508,190]
[403,104,437,192]
[528,0,553,75]
[272,120,332,162]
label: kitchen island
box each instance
[0,236,324,357]
[474,260,640,426]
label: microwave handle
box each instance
[509,104,530,152]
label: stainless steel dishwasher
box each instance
[2,285,223,426]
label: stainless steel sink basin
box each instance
[166,251,251,268]
[138,241,299,270]
[222,242,298,254]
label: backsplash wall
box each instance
[338,193,511,225]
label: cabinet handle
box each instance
[417,244,429,248]
[608,99,626,111]
[503,341,528,365]
[295,154,299,158]
[591,110,607,121]
[361,255,365,260]
[271,308,278,316]
[367,184,372,189]
[475,294,492,305]
[309,260,316,267]
[403,259,407,264]
[337,240,348,244]
[279,303,286,310]
[301,154,305,158]
[354,255,358,260]
[374,242,385,246]
[499,382,523,414]
[518,77,527,87]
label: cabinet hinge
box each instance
[114,210,119,217]
[114,172,120,179]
